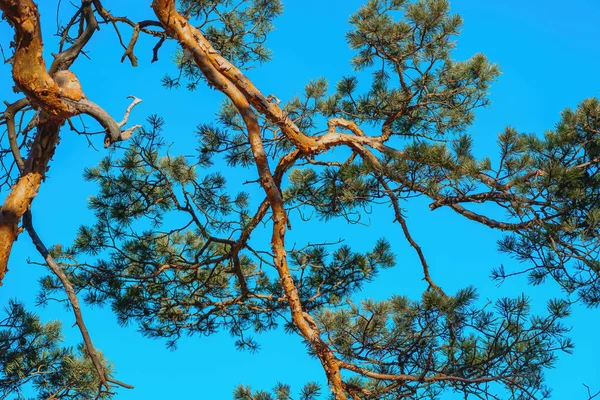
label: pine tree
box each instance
[0,0,598,398]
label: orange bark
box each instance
[0,0,79,283]
[0,122,61,284]
[151,1,347,398]
[0,0,78,118]
[152,0,322,154]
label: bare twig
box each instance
[2,99,30,173]
[92,0,165,65]
[151,37,166,63]
[117,96,142,127]
[376,175,446,296]
[584,383,600,400]
[60,96,142,147]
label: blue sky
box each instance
[1,0,600,398]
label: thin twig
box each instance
[376,175,446,296]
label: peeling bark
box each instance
[0,0,72,284]
[0,121,61,284]
[0,0,139,284]
[0,0,78,118]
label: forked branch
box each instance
[0,0,140,284]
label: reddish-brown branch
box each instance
[230,150,301,292]
[0,0,70,284]
[0,0,140,284]
[347,141,542,232]
[0,0,78,119]
[0,120,61,285]
[151,1,347,397]
[151,0,321,153]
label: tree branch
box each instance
[0,0,140,284]
[2,98,29,172]
[376,176,446,296]
[49,0,98,75]
[23,211,134,390]
[151,1,347,397]
[339,360,522,384]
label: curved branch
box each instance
[0,0,76,119]
[230,150,301,295]
[62,96,142,147]
[349,142,541,232]
[49,0,98,75]
[151,1,347,397]
[152,0,321,153]
[376,176,446,296]
[0,0,140,284]
[2,98,30,172]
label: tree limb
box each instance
[0,0,140,284]
[151,1,347,397]
[23,211,134,391]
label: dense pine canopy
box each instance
[0,0,598,399]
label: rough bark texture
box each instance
[0,0,137,284]
[0,121,61,284]
[0,0,70,284]
[1,0,137,389]
[152,0,322,153]
[0,1,78,118]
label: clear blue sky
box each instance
[1,0,600,398]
